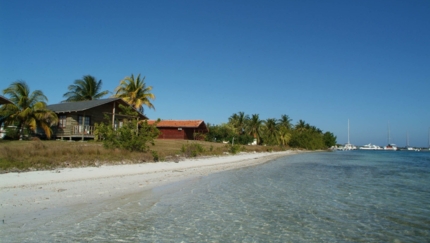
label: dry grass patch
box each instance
[0,139,285,173]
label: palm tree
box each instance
[228,111,249,135]
[309,125,322,134]
[295,119,307,132]
[63,75,109,102]
[114,74,155,114]
[278,126,291,146]
[279,114,293,130]
[247,114,263,144]
[263,118,279,145]
[1,81,58,139]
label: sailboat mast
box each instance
[407,132,409,147]
[348,119,350,144]
[387,122,390,144]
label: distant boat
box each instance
[384,144,398,151]
[405,132,415,150]
[342,119,356,150]
[343,143,357,150]
[383,123,398,151]
[359,143,382,150]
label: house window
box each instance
[58,115,67,128]
[78,115,91,126]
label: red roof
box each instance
[147,120,206,128]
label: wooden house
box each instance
[147,120,209,140]
[47,98,147,140]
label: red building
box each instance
[147,120,209,140]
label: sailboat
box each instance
[342,119,356,150]
[383,123,397,151]
[406,132,414,151]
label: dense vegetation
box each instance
[205,112,337,150]
[0,81,58,139]
[94,105,160,152]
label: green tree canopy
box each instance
[288,120,330,150]
[262,118,279,146]
[63,75,109,102]
[114,74,155,114]
[206,114,335,150]
[228,111,249,135]
[279,114,293,130]
[1,81,58,139]
[246,114,263,145]
[323,131,337,148]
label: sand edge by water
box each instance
[0,151,300,229]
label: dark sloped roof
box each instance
[47,98,148,119]
[47,98,121,112]
[0,95,13,105]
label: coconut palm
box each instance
[279,114,293,130]
[228,111,249,135]
[295,119,307,132]
[114,74,155,114]
[63,75,109,102]
[247,114,263,144]
[278,126,291,146]
[309,125,322,134]
[263,118,279,145]
[1,81,58,139]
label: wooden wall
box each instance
[157,127,186,139]
[157,127,205,140]
[54,102,127,138]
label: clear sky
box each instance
[1,0,429,147]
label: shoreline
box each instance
[0,150,300,230]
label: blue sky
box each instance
[1,0,429,147]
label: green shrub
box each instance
[4,127,19,140]
[229,144,242,154]
[94,120,160,152]
[151,150,159,162]
[181,142,205,157]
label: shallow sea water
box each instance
[5,151,430,242]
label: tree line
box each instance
[1,75,337,150]
[205,112,337,150]
[0,74,155,139]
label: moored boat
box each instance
[359,143,382,150]
[343,143,357,150]
[340,119,357,150]
[384,123,397,151]
[384,144,398,151]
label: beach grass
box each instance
[0,139,283,172]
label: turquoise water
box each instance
[6,151,430,242]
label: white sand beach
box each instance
[0,151,297,231]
